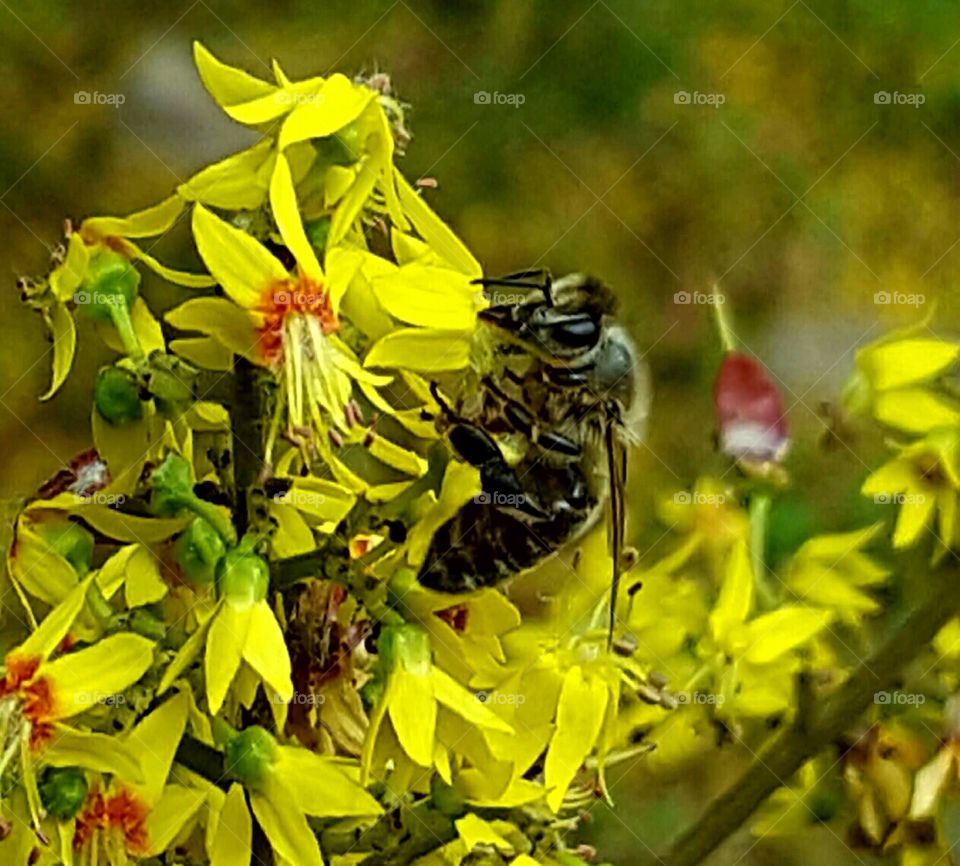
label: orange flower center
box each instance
[74,789,150,854]
[257,277,339,366]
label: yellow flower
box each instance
[70,692,205,863]
[360,624,513,787]
[706,540,832,720]
[862,428,960,549]
[0,577,153,826]
[158,542,292,726]
[206,726,382,866]
[27,196,212,400]
[783,524,890,624]
[751,759,843,837]
[843,331,960,434]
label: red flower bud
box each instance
[713,352,789,465]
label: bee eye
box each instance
[549,316,599,348]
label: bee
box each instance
[418,270,650,641]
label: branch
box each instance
[662,552,960,866]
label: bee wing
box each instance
[604,408,628,648]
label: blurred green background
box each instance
[2,1,960,862]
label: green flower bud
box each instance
[147,354,198,415]
[36,520,95,576]
[94,367,143,425]
[224,725,276,788]
[217,540,270,606]
[378,623,431,674]
[74,249,140,323]
[175,516,226,585]
[39,766,88,820]
[149,454,195,516]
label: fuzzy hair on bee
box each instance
[417,270,650,646]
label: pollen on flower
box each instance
[20,677,56,748]
[257,278,339,367]
[0,654,41,694]
[74,788,150,853]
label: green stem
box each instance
[713,294,736,353]
[662,552,960,866]
[748,493,776,608]
[107,298,145,362]
[174,734,228,790]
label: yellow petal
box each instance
[365,328,472,372]
[166,297,261,359]
[205,603,250,714]
[127,692,189,804]
[270,154,323,280]
[69,507,187,543]
[431,668,513,733]
[910,748,955,819]
[211,783,252,866]
[329,158,379,247]
[874,388,960,434]
[159,609,215,695]
[267,502,316,558]
[371,264,480,330]
[364,434,428,477]
[142,784,207,856]
[44,724,143,781]
[129,242,216,288]
[14,573,93,661]
[325,246,364,313]
[395,170,481,277]
[709,539,754,643]
[388,668,436,767]
[278,74,375,149]
[544,666,608,812]
[193,41,275,112]
[455,814,513,852]
[39,302,77,401]
[282,477,357,523]
[114,544,168,607]
[858,338,960,391]
[893,491,937,548]
[273,747,382,817]
[742,607,832,663]
[170,336,235,371]
[9,522,79,606]
[250,788,324,866]
[192,204,287,308]
[242,601,294,705]
[83,194,184,239]
[43,633,155,721]
[179,139,275,210]
[49,233,89,301]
